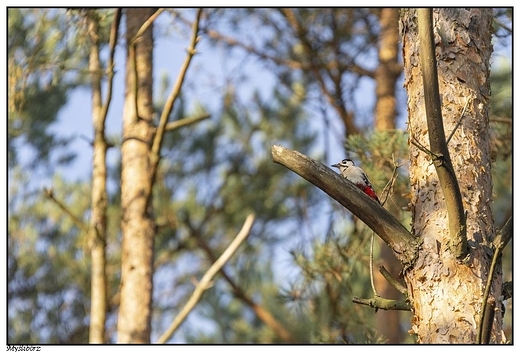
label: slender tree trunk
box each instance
[374,8,401,131]
[87,11,108,343]
[400,8,504,343]
[117,8,156,343]
[372,8,405,343]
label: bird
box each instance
[332,159,381,204]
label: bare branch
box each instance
[446,97,470,145]
[369,233,378,296]
[202,21,303,70]
[490,116,512,124]
[127,9,164,124]
[478,298,496,344]
[43,188,89,233]
[99,8,122,123]
[149,9,203,184]
[379,154,401,206]
[379,265,408,296]
[279,8,361,135]
[493,216,512,252]
[128,43,139,122]
[271,145,420,268]
[187,217,297,343]
[477,216,512,343]
[493,18,512,33]
[411,136,436,160]
[131,8,164,44]
[164,113,210,132]
[352,296,410,311]
[157,214,255,343]
[417,9,467,260]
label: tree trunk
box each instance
[87,11,108,343]
[117,8,156,343]
[400,8,504,343]
[374,8,401,131]
[372,8,405,344]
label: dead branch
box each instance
[157,213,255,343]
[271,145,420,268]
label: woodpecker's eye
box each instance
[341,159,355,167]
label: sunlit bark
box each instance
[401,8,504,343]
[117,8,156,343]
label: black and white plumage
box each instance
[332,159,380,204]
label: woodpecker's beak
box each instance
[331,163,339,168]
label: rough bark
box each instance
[400,8,504,343]
[117,8,156,343]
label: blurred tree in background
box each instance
[7,8,511,343]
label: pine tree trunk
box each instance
[374,8,400,131]
[373,7,405,344]
[117,8,156,343]
[87,11,108,343]
[400,8,504,343]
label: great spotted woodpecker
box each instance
[332,159,380,204]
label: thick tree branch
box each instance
[271,145,420,268]
[157,214,255,343]
[417,9,467,260]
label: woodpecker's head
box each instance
[332,158,355,172]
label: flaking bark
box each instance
[401,8,503,343]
